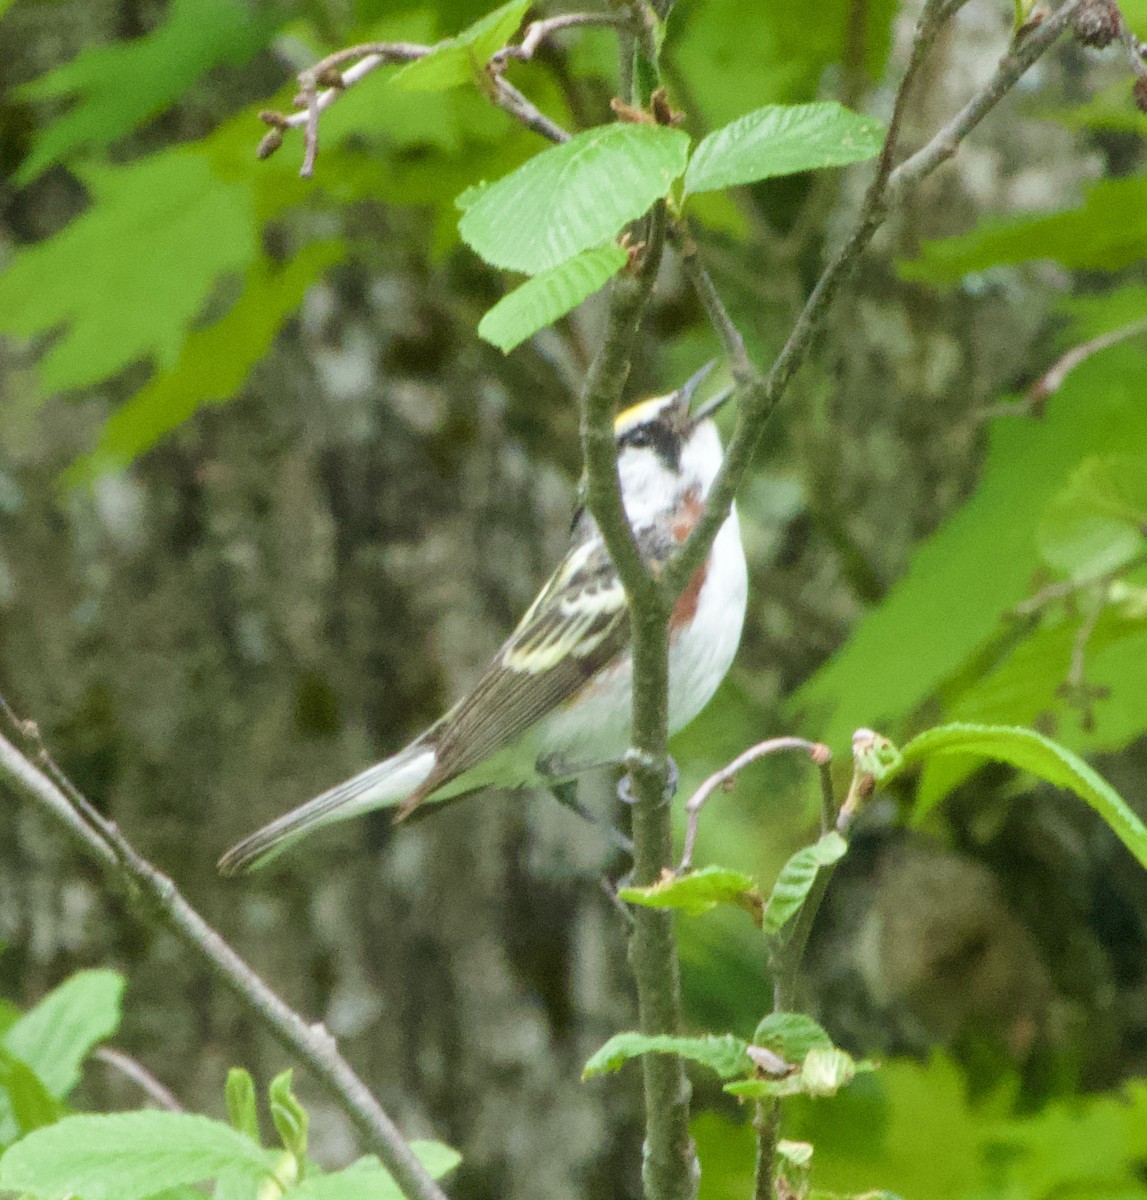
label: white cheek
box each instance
[681,421,723,496]
[618,449,676,526]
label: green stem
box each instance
[752,1098,781,1200]
[579,203,697,1199]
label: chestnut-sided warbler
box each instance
[219,365,748,874]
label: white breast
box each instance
[666,504,748,734]
[530,506,747,775]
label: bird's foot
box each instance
[617,753,678,806]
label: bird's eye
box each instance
[626,427,652,448]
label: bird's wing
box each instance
[413,536,632,802]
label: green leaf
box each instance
[478,244,627,352]
[793,343,1147,749]
[268,1069,308,1161]
[395,0,530,91]
[753,1012,834,1061]
[763,833,847,935]
[619,865,762,919]
[225,1069,260,1143]
[291,1144,462,1200]
[890,723,1147,866]
[458,124,691,273]
[0,1112,272,1200]
[902,176,1147,282]
[64,241,344,482]
[583,1032,753,1080]
[4,969,123,1098]
[1038,454,1147,580]
[725,1046,872,1099]
[0,1049,62,1141]
[0,151,256,394]
[0,999,18,1037]
[16,0,278,182]
[928,606,1147,778]
[684,102,884,196]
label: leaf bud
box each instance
[1071,0,1121,48]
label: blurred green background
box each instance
[2,0,1147,1196]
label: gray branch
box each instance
[0,731,448,1200]
[665,0,1088,599]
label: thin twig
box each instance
[678,738,831,872]
[0,726,447,1200]
[491,11,636,66]
[264,13,602,175]
[1012,551,1147,615]
[664,0,1086,600]
[93,1048,184,1113]
[1024,316,1147,409]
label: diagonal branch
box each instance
[0,722,448,1200]
[261,10,613,173]
[664,0,1088,598]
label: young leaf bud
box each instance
[1071,0,1121,48]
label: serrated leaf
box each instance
[291,1144,461,1200]
[0,1112,272,1200]
[268,1069,308,1161]
[763,833,848,935]
[478,244,627,352]
[64,241,344,482]
[583,1032,753,1080]
[684,102,884,196]
[619,865,761,919]
[395,0,530,91]
[225,1069,260,1143]
[891,723,1147,866]
[752,1013,834,1061]
[458,124,690,273]
[5,970,123,1098]
[1038,455,1147,580]
[15,0,278,183]
[0,151,256,394]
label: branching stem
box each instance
[0,722,447,1200]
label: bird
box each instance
[218,364,748,874]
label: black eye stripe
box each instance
[620,421,680,470]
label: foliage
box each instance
[696,1055,1147,1200]
[1,0,885,471]
[0,974,460,1200]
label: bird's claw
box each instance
[617,754,678,806]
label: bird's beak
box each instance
[673,360,734,426]
[673,360,717,417]
[690,383,735,424]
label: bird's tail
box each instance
[218,742,437,875]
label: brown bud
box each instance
[609,97,654,124]
[1134,75,1147,112]
[315,66,345,89]
[256,128,284,160]
[258,109,290,129]
[650,86,685,127]
[1071,0,1121,48]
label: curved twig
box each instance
[678,738,832,873]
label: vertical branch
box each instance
[579,201,698,1199]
